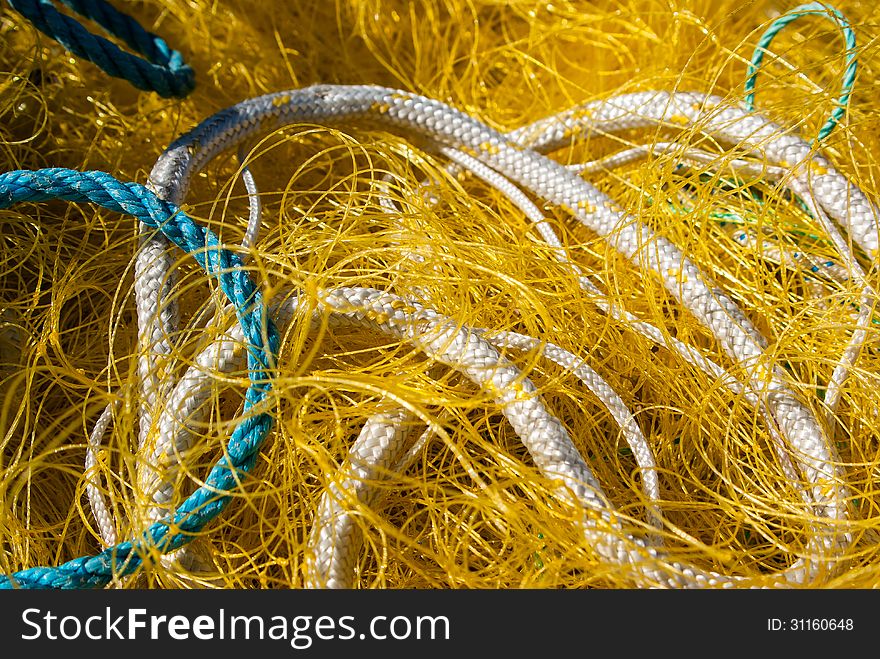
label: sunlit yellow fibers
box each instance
[2,0,880,588]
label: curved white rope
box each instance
[155,286,834,587]
[85,148,265,550]
[152,292,666,587]
[99,84,871,585]
[566,140,873,420]
[518,92,878,425]
[140,88,839,522]
[84,401,118,546]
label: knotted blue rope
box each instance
[7,0,194,97]
[744,2,857,142]
[0,168,278,588]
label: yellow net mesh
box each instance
[2,0,880,588]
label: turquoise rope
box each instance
[744,2,857,142]
[0,168,278,588]
[7,0,194,97]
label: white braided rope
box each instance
[518,90,879,429]
[85,151,263,556]
[84,401,118,546]
[156,286,838,587]
[305,406,418,589]
[180,87,842,571]
[513,91,879,259]
[439,144,755,401]
[92,84,875,584]
[152,290,666,587]
[566,141,873,423]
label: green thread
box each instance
[744,2,857,142]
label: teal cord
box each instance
[7,0,194,97]
[0,168,277,588]
[744,2,857,142]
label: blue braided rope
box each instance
[0,169,279,588]
[7,0,194,97]
[744,2,857,142]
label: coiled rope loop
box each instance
[0,168,277,588]
[744,1,857,142]
[7,0,195,97]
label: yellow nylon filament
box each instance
[2,0,880,588]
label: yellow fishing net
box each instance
[2,0,880,588]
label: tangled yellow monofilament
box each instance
[2,0,880,589]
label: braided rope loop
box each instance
[744,2,857,142]
[7,0,195,97]
[0,168,277,588]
